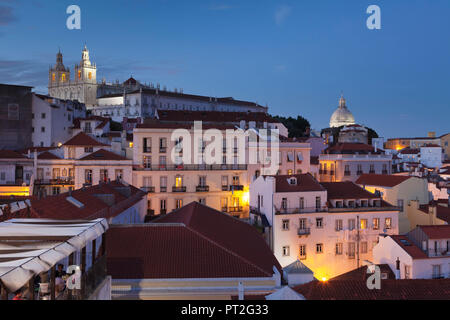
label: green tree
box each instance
[271,115,311,138]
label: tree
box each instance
[271,115,311,138]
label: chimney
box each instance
[395,257,401,279]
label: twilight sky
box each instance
[0,0,449,139]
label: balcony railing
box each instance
[34,178,74,185]
[276,207,327,215]
[222,185,229,191]
[328,206,401,213]
[196,185,210,192]
[329,171,335,176]
[369,170,376,174]
[297,228,310,236]
[344,171,351,176]
[172,186,187,193]
[159,147,167,153]
[133,164,247,171]
[228,206,243,213]
[357,171,363,175]
[143,147,152,153]
[229,185,244,191]
[141,186,155,193]
[428,250,450,258]
[160,186,167,193]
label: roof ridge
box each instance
[184,224,273,277]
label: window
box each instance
[143,156,151,168]
[282,246,290,257]
[360,219,368,230]
[175,176,183,188]
[115,169,123,180]
[282,219,290,231]
[159,138,167,153]
[0,172,5,180]
[160,199,167,212]
[385,218,392,230]
[369,164,375,173]
[199,198,206,205]
[84,122,92,133]
[221,198,228,212]
[299,218,307,230]
[84,147,93,153]
[287,152,294,162]
[335,219,343,231]
[100,169,108,182]
[315,196,321,210]
[52,187,60,195]
[85,170,92,184]
[88,72,92,80]
[78,70,81,79]
[299,197,305,210]
[336,243,343,255]
[199,176,207,187]
[232,176,240,186]
[52,168,60,179]
[287,169,293,175]
[397,199,404,211]
[348,242,356,259]
[361,242,368,254]
[373,218,380,230]
[175,199,183,209]
[299,245,306,259]
[348,219,356,231]
[404,265,411,279]
[316,218,323,228]
[221,176,228,190]
[159,156,167,165]
[41,127,45,133]
[281,198,288,210]
[357,164,363,174]
[143,138,152,153]
[316,243,323,254]
[432,265,442,279]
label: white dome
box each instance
[329,96,355,128]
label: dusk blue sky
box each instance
[0,0,449,138]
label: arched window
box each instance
[61,74,66,82]
[78,70,81,79]
[52,73,56,81]
[88,72,92,80]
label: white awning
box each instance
[287,152,294,162]
[297,153,303,161]
[0,218,108,292]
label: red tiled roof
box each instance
[63,132,110,147]
[399,148,420,155]
[390,235,428,259]
[78,149,128,161]
[0,150,27,159]
[72,116,110,130]
[294,279,450,300]
[156,110,275,123]
[16,147,57,154]
[320,182,380,199]
[272,174,325,193]
[25,181,145,220]
[37,151,61,160]
[324,143,377,154]
[355,174,412,188]
[106,202,281,280]
[418,225,450,240]
[331,264,396,281]
[137,120,236,130]
[418,204,450,224]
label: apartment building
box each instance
[373,225,450,279]
[31,93,86,147]
[356,174,430,233]
[0,150,34,196]
[32,132,132,196]
[319,143,392,183]
[132,122,251,218]
[250,175,400,279]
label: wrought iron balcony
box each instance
[159,147,167,153]
[34,178,74,186]
[172,186,187,193]
[133,164,247,171]
[229,184,244,191]
[196,185,209,192]
[344,171,351,176]
[141,186,155,193]
[228,206,243,213]
[297,228,311,236]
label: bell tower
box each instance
[48,49,70,89]
[74,45,97,84]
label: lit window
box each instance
[78,70,81,79]
[360,219,368,230]
[88,72,92,80]
[52,73,56,81]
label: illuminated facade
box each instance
[250,176,400,279]
[329,96,356,128]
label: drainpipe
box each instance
[357,215,360,269]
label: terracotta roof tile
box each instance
[37,151,61,160]
[107,202,281,280]
[294,279,450,300]
[390,235,428,259]
[272,174,325,193]
[320,182,380,199]
[418,225,450,240]
[355,174,412,188]
[331,264,396,281]
[0,150,27,159]
[78,149,128,161]
[63,132,110,147]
